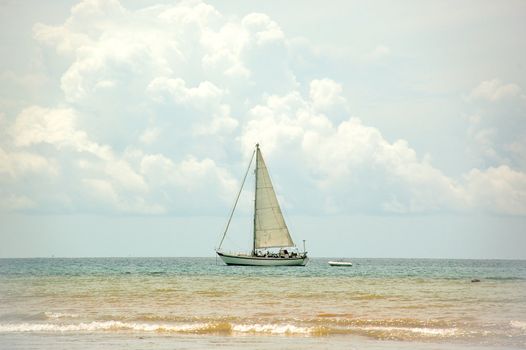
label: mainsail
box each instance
[254,147,294,249]
[216,143,307,266]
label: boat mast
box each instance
[252,143,259,255]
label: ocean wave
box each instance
[232,324,311,335]
[0,321,226,334]
[0,320,460,339]
[0,312,80,322]
[357,325,457,337]
[510,321,526,331]
[310,317,454,329]
[44,312,80,320]
[0,321,301,335]
[316,313,354,318]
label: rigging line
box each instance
[224,235,243,251]
[216,147,256,251]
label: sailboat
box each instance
[216,144,308,266]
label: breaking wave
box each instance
[510,321,526,331]
[0,320,461,339]
[0,321,231,334]
[44,312,80,320]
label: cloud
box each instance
[241,13,284,46]
[193,105,238,136]
[12,106,81,146]
[32,0,295,107]
[465,79,526,171]
[241,87,459,213]
[469,79,523,102]
[81,177,164,214]
[142,154,234,191]
[158,0,222,29]
[139,127,161,145]
[5,103,236,214]
[201,24,250,80]
[464,166,526,215]
[6,105,151,212]
[0,194,36,211]
[139,153,237,209]
[147,77,224,109]
[2,0,524,217]
[147,77,238,136]
[309,79,347,114]
[0,147,58,180]
[363,45,391,61]
[33,23,91,56]
[33,0,126,56]
[10,106,110,159]
[242,85,525,215]
[505,139,526,169]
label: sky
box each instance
[1,0,525,259]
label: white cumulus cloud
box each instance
[242,84,526,215]
[469,79,523,102]
[464,166,526,215]
[0,0,524,218]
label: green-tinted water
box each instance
[1,258,525,349]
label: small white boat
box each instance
[328,261,353,267]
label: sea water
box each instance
[0,258,525,349]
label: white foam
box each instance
[44,312,79,319]
[0,321,458,338]
[0,321,315,335]
[232,323,312,335]
[0,321,210,333]
[360,325,457,337]
[510,320,526,331]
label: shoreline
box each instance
[1,333,523,350]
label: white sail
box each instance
[254,148,294,249]
[216,144,307,266]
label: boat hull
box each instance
[217,252,308,266]
[328,261,353,267]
